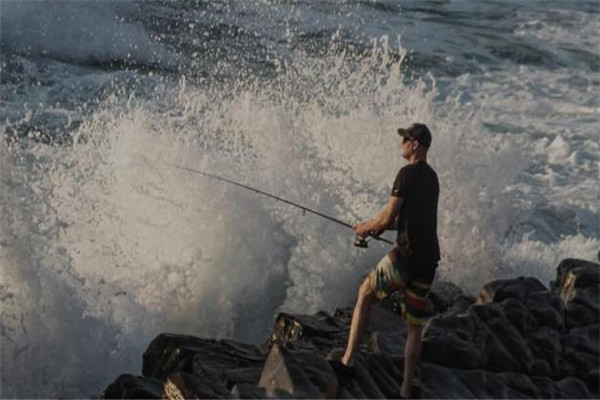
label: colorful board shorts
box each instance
[368,250,434,326]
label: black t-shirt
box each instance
[391,160,440,278]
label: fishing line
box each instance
[165,162,394,247]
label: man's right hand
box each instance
[353,222,384,238]
[370,229,385,237]
[353,222,370,237]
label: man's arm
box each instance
[353,196,403,237]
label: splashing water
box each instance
[1,1,599,398]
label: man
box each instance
[331,123,440,399]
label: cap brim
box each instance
[397,128,411,138]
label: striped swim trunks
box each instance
[368,250,433,326]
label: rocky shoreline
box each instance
[102,258,599,399]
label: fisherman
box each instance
[331,123,440,399]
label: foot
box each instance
[400,383,410,399]
[400,383,421,399]
[328,359,355,378]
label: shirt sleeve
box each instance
[390,167,409,197]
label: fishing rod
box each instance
[165,162,394,247]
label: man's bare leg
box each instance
[400,323,424,398]
[341,277,375,366]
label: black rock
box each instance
[289,346,338,398]
[142,334,213,379]
[102,374,164,399]
[102,257,600,399]
[525,291,565,331]
[421,363,547,399]
[264,311,343,353]
[527,327,561,376]
[531,376,555,398]
[470,304,534,373]
[352,357,386,399]
[498,297,537,335]
[555,259,600,329]
[221,367,263,389]
[429,280,464,314]
[364,354,402,399]
[530,359,552,377]
[164,371,233,399]
[584,368,600,396]
[553,258,600,292]
[446,294,476,316]
[478,276,547,304]
[553,376,593,399]
[561,325,600,385]
[422,313,486,369]
[258,344,323,399]
[231,383,267,399]
[563,285,600,329]
[419,363,477,399]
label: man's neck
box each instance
[409,153,427,164]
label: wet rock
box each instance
[422,313,486,369]
[102,374,163,399]
[553,376,593,399]
[103,257,599,399]
[556,259,600,329]
[498,297,537,335]
[477,276,547,304]
[352,357,386,399]
[142,334,213,379]
[231,383,267,399]
[421,363,545,399]
[488,371,539,398]
[258,344,323,399]
[193,339,264,377]
[554,258,600,292]
[583,368,599,396]
[419,363,477,399]
[561,325,600,384]
[221,367,263,389]
[470,304,534,373]
[563,285,600,329]
[446,294,475,315]
[530,359,552,377]
[264,311,343,353]
[289,346,338,398]
[527,327,561,376]
[367,331,398,357]
[429,280,464,314]
[364,354,402,399]
[525,291,565,331]
[164,371,233,399]
[531,376,555,399]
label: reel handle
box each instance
[354,235,369,248]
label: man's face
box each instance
[401,136,417,159]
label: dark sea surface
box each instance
[1,1,599,397]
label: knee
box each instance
[358,276,375,302]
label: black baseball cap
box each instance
[397,123,432,148]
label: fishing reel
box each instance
[354,229,387,248]
[354,235,369,248]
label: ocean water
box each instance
[0,0,598,397]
